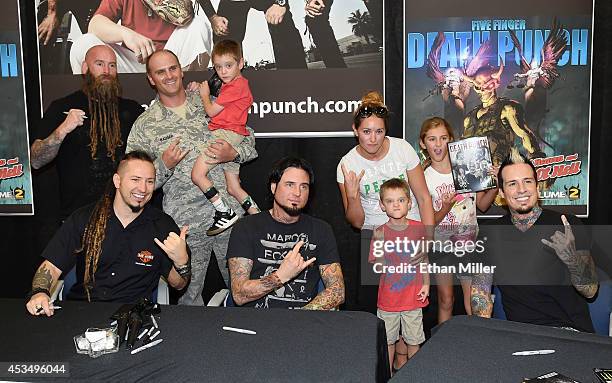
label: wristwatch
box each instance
[274,0,287,6]
[232,153,242,164]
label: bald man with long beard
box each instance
[31,45,144,221]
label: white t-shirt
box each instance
[337,137,421,229]
[424,166,478,242]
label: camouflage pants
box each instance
[178,227,231,306]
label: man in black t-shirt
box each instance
[470,149,598,332]
[227,157,345,309]
[26,151,191,316]
[30,45,144,220]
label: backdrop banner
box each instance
[0,0,34,214]
[404,0,593,216]
[35,0,383,137]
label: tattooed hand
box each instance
[541,215,576,264]
[276,241,317,283]
[541,215,598,298]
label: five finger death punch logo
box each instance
[137,250,154,264]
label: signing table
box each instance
[392,315,612,382]
[0,299,389,382]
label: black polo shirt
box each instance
[43,203,180,303]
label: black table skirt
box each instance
[392,315,612,382]
[0,299,389,382]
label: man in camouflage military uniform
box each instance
[126,49,257,305]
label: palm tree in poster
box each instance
[348,10,372,45]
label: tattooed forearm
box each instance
[260,273,283,290]
[470,272,493,318]
[32,264,53,291]
[470,292,493,318]
[565,250,598,298]
[229,258,282,305]
[30,132,64,169]
[303,263,345,310]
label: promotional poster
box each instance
[0,0,34,214]
[34,0,383,136]
[404,0,593,216]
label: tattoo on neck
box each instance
[511,206,542,231]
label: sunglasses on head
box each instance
[357,105,388,119]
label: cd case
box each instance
[448,136,497,193]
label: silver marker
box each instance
[137,328,148,340]
[63,111,88,118]
[130,338,163,355]
[512,349,555,356]
[222,326,256,335]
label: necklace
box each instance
[270,209,295,224]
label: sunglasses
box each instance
[357,105,388,119]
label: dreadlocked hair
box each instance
[88,97,122,161]
[77,179,115,301]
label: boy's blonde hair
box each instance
[379,178,411,201]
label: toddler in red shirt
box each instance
[192,40,259,236]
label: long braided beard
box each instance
[83,72,122,161]
[76,181,115,302]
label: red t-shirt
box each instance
[95,0,175,51]
[209,76,253,136]
[368,220,429,311]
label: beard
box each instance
[82,72,123,160]
[514,206,534,214]
[128,204,144,213]
[274,198,303,217]
[119,191,145,213]
[83,72,122,102]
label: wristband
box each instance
[174,262,192,279]
[232,153,242,164]
[26,287,50,301]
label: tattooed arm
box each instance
[470,271,494,318]
[564,250,598,298]
[25,260,62,316]
[31,109,85,169]
[541,215,598,299]
[229,240,316,306]
[228,258,283,305]
[303,263,345,310]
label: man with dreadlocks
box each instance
[26,151,191,316]
[30,45,144,221]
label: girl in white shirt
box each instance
[419,117,498,324]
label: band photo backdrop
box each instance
[35,0,383,136]
[404,0,593,216]
[0,0,34,215]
